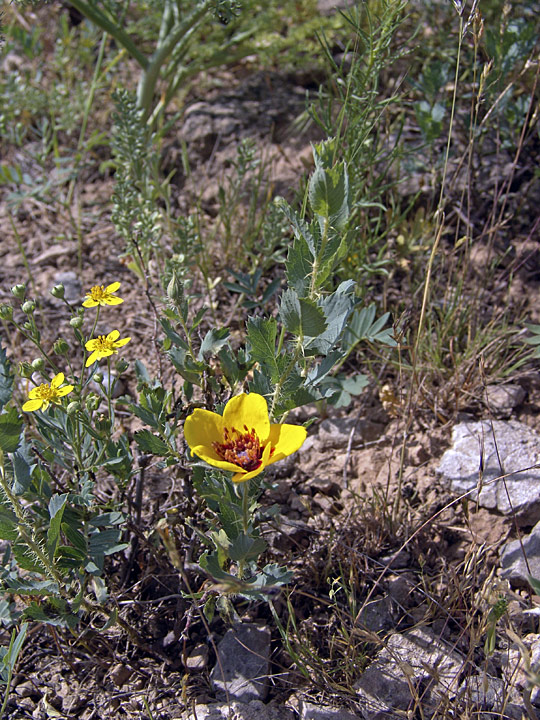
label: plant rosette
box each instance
[184,392,307,482]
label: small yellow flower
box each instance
[85,330,131,367]
[82,282,124,308]
[23,373,74,412]
[184,393,307,483]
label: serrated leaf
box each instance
[11,446,33,495]
[134,429,170,456]
[276,198,316,256]
[246,317,280,382]
[0,408,22,453]
[279,289,302,333]
[308,162,349,230]
[285,234,313,297]
[304,280,356,355]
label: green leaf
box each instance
[134,430,170,456]
[0,408,22,453]
[286,234,313,298]
[304,280,356,355]
[246,317,280,382]
[280,291,328,337]
[160,317,188,350]
[47,494,68,561]
[198,328,230,361]
[279,289,302,333]
[528,575,540,595]
[276,198,316,256]
[308,162,349,230]
[229,534,267,563]
[0,343,14,411]
[343,304,396,348]
[12,543,45,574]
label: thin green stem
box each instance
[67,0,148,69]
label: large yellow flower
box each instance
[85,330,131,367]
[82,282,123,308]
[184,393,307,483]
[22,372,74,412]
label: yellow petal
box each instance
[104,297,124,305]
[190,445,243,473]
[22,398,43,412]
[28,386,41,399]
[82,298,98,308]
[107,330,120,341]
[113,337,130,348]
[86,351,100,367]
[51,373,64,388]
[56,385,74,397]
[106,282,121,293]
[184,408,223,450]
[222,393,270,442]
[266,423,307,465]
[85,338,98,351]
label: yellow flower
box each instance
[82,282,123,308]
[22,372,74,412]
[184,393,307,483]
[85,330,131,367]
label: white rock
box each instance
[437,420,540,524]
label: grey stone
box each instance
[484,384,525,417]
[355,597,395,634]
[53,271,82,304]
[210,623,271,702]
[437,420,540,524]
[455,674,523,719]
[185,643,209,670]
[501,633,540,706]
[301,700,361,719]
[354,626,463,718]
[318,417,383,450]
[183,701,295,720]
[500,519,540,586]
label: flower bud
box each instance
[53,338,69,355]
[115,359,129,374]
[22,321,32,331]
[21,300,35,314]
[86,394,100,412]
[92,372,103,384]
[66,401,80,415]
[167,272,183,304]
[0,305,13,320]
[18,361,33,378]
[70,316,83,330]
[31,357,45,371]
[11,284,26,300]
[51,284,65,299]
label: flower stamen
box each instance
[213,425,266,472]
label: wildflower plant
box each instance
[147,141,395,595]
[0,279,133,629]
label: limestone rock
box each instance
[300,700,361,719]
[210,623,271,702]
[182,700,294,720]
[437,420,540,524]
[484,384,525,417]
[354,626,463,718]
[500,519,540,587]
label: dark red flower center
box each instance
[213,425,266,472]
